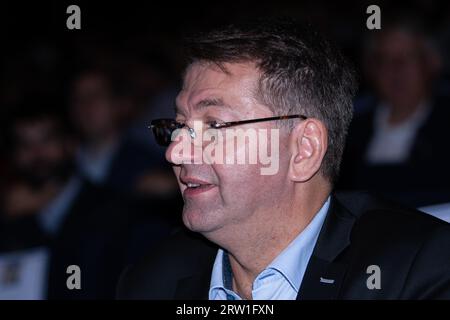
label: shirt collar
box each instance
[38,175,82,235]
[375,100,431,132]
[76,139,120,183]
[267,196,330,291]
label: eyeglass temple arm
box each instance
[213,114,307,128]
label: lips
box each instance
[180,177,216,197]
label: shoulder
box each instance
[116,228,217,299]
[335,192,450,298]
[336,191,450,247]
[337,191,449,230]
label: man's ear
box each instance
[288,119,328,182]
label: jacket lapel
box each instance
[174,271,212,299]
[298,195,356,300]
[174,240,217,299]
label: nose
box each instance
[165,127,203,165]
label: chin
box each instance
[182,207,222,234]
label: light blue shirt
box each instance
[76,142,119,184]
[209,196,330,300]
[38,176,82,235]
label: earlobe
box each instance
[289,120,327,182]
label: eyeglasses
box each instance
[149,115,307,146]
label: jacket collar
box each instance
[175,270,213,300]
[297,194,357,299]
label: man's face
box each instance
[166,62,291,237]
[13,118,73,186]
[372,30,429,109]
[71,73,118,139]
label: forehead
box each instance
[176,62,261,113]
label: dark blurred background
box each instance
[0,0,449,299]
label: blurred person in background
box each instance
[70,66,177,198]
[0,101,173,299]
[339,19,450,207]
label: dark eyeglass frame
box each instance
[149,114,307,146]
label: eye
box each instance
[205,120,220,129]
[174,117,186,126]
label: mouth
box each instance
[181,177,216,197]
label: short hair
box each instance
[184,19,358,184]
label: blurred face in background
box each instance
[369,29,434,113]
[13,117,74,187]
[71,72,120,142]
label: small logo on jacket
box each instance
[320,277,335,284]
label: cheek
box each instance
[172,166,184,191]
[215,133,289,192]
[44,143,65,159]
[405,67,425,89]
[213,162,274,199]
[214,164,286,216]
[91,103,114,125]
[16,148,32,167]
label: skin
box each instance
[14,119,72,182]
[4,119,74,218]
[70,73,120,150]
[166,61,331,299]
[369,29,436,125]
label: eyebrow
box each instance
[195,98,226,109]
[175,97,230,115]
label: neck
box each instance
[208,178,331,299]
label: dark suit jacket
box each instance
[117,192,450,299]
